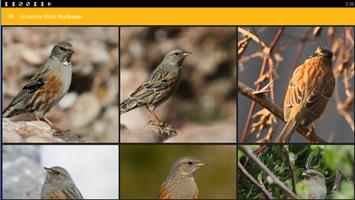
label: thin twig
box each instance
[238,35,252,59]
[241,53,268,142]
[238,160,274,199]
[241,28,284,142]
[292,27,313,70]
[238,27,267,48]
[331,170,343,193]
[238,146,298,199]
[282,145,296,193]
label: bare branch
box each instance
[241,28,284,143]
[238,81,325,143]
[238,27,267,48]
[282,145,296,193]
[238,160,274,199]
[331,170,343,193]
[238,35,252,59]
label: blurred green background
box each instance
[238,145,354,199]
[120,145,236,199]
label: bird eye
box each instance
[58,47,65,51]
[174,52,179,55]
[187,161,193,165]
[52,171,60,175]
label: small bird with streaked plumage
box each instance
[120,49,191,125]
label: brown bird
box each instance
[2,42,74,133]
[159,156,207,199]
[41,166,84,199]
[277,47,335,143]
[296,169,327,199]
[120,49,191,124]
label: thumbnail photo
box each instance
[238,144,354,199]
[3,145,119,199]
[120,144,236,199]
[2,27,119,143]
[238,27,354,143]
[120,27,237,143]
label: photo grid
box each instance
[1,25,354,199]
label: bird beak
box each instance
[44,167,51,172]
[196,161,208,166]
[182,51,192,57]
[44,167,54,174]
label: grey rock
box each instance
[3,146,45,199]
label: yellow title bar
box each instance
[2,8,355,25]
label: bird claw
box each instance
[147,120,159,126]
[52,129,71,137]
[146,121,177,140]
[157,122,177,137]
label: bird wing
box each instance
[129,65,177,105]
[193,191,199,199]
[2,63,49,114]
[283,66,306,121]
[61,185,84,199]
[158,185,171,199]
[304,86,333,124]
[130,79,171,99]
[284,61,335,125]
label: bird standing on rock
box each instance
[2,42,74,133]
[120,49,191,126]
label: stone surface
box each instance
[2,118,69,143]
[3,146,45,199]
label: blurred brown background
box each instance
[2,27,119,142]
[120,144,236,199]
[120,27,236,143]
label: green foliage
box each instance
[333,181,354,199]
[238,145,354,199]
[296,181,311,199]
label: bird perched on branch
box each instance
[277,47,335,143]
[120,49,191,126]
[159,156,207,199]
[2,42,74,133]
[296,169,327,199]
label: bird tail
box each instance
[2,104,25,118]
[277,118,300,143]
[120,98,138,115]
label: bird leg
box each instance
[38,117,69,135]
[145,108,177,139]
[146,109,162,125]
